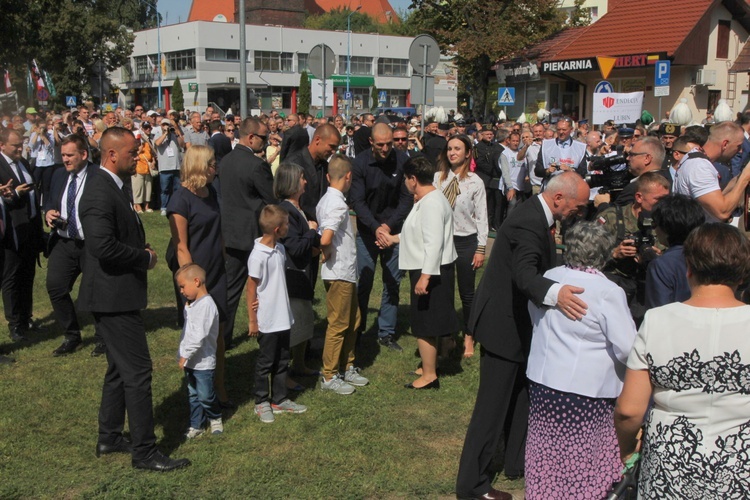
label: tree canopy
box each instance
[408,0,569,117]
[1,0,159,106]
[303,7,417,37]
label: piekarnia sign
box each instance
[593,92,644,125]
[542,58,596,73]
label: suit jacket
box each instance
[78,168,151,313]
[219,144,276,251]
[285,147,328,222]
[44,162,99,213]
[730,136,750,178]
[280,125,309,161]
[353,125,371,156]
[208,132,233,165]
[468,196,555,362]
[0,155,42,248]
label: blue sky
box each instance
[158,0,413,25]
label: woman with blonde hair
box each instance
[167,145,233,408]
[434,134,488,358]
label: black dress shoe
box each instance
[53,338,83,357]
[27,320,42,332]
[96,437,132,457]
[379,335,403,352]
[9,328,27,342]
[132,451,191,472]
[405,378,440,390]
[91,342,107,357]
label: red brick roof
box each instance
[187,0,400,25]
[188,0,235,22]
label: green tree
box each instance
[567,0,592,27]
[171,76,184,112]
[371,85,379,110]
[303,7,416,36]
[0,0,158,106]
[409,0,566,118]
[298,71,311,115]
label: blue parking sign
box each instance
[655,61,670,87]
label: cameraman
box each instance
[153,118,184,214]
[598,172,670,325]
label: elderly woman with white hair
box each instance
[524,221,638,499]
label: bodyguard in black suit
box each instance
[219,117,276,347]
[207,119,233,164]
[279,114,309,161]
[0,128,43,342]
[43,135,101,356]
[456,172,590,499]
[352,113,374,155]
[78,127,189,471]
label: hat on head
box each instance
[160,118,173,126]
[438,123,451,131]
[225,114,234,121]
[455,119,466,126]
[409,126,418,134]
[26,107,37,114]
[146,110,157,117]
[618,127,634,138]
[659,122,679,137]
[578,119,588,125]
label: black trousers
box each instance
[453,234,478,332]
[3,241,37,330]
[96,311,157,462]
[456,348,529,497]
[253,329,290,405]
[224,246,252,345]
[46,237,101,343]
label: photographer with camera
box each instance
[598,172,670,325]
[153,117,185,215]
[44,134,103,357]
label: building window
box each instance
[166,50,195,71]
[298,53,309,73]
[254,51,294,72]
[717,20,730,59]
[377,58,409,77]
[338,56,372,75]
[206,48,240,61]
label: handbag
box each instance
[606,452,641,500]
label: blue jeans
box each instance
[356,232,403,339]
[160,170,180,209]
[185,368,221,429]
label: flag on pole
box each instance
[3,70,11,93]
[147,55,156,74]
[160,54,167,77]
[31,59,46,90]
[26,67,33,101]
[43,70,56,97]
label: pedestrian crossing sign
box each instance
[498,87,515,105]
[65,96,77,107]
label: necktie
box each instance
[442,176,461,209]
[67,174,79,239]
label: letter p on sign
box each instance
[655,60,670,87]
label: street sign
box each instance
[65,96,77,107]
[497,87,515,105]
[410,75,434,105]
[654,86,670,97]
[188,83,198,92]
[655,60,671,87]
[378,90,387,101]
[594,80,614,93]
[308,44,336,80]
[344,91,352,100]
[408,34,440,75]
[36,88,49,101]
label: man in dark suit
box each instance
[353,113,375,155]
[207,119,233,165]
[285,124,341,222]
[0,128,43,342]
[279,113,309,161]
[43,135,102,357]
[219,117,276,348]
[730,112,750,178]
[79,127,189,471]
[456,172,590,500]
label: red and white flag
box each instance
[3,70,11,93]
[31,59,46,90]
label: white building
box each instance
[112,20,456,115]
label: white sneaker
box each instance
[254,402,274,423]
[209,418,223,434]
[185,427,204,439]
[320,375,356,395]
[160,208,167,216]
[344,366,369,387]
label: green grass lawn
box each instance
[0,213,523,498]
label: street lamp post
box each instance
[346,6,361,119]
[140,0,162,109]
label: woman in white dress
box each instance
[615,223,750,499]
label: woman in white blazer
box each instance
[380,156,458,389]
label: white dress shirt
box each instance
[59,168,88,239]
[433,170,489,246]
[398,189,457,275]
[247,239,294,333]
[2,152,37,218]
[316,187,358,283]
[527,266,637,398]
[178,294,220,370]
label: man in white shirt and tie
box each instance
[44,134,102,356]
[0,128,43,342]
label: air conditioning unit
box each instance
[695,69,716,86]
[227,77,236,84]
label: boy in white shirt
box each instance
[316,155,369,395]
[247,205,307,423]
[176,263,223,438]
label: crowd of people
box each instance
[1,101,750,495]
